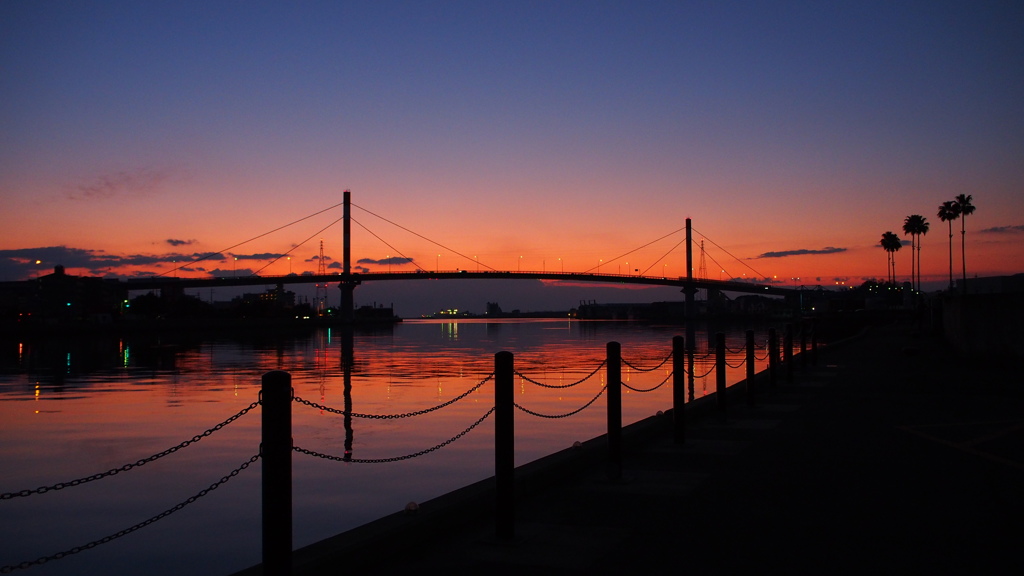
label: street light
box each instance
[559,257,563,273]
[437,254,440,272]
[518,256,522,272]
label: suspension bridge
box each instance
[125,191,796,320]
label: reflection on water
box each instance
[0,319,785,575]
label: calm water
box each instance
[0,319,784,575]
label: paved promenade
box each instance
[238,321,1024,575]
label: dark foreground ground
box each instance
[235,320,1024,575]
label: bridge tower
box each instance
[684,218,696,352]
[338,190,360,323]
[697,240,708,301]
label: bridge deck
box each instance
[124,271,796,296]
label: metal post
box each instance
[262,371,292,576]
[672,335,686,444]
[340,190,357,323]
[606,341,622,482]
[768,328,778,390]
[745,329,755,405]
[784,324,794,383]
[715,332,726,414]
[495,351,515,540]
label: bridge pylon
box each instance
[338,189,360,323]
[684,217,696,352]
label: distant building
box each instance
[233,285,296,307]
[1,266,126,327]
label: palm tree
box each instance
[937,201,961,291]
[901,215,928,292]
[952,194,976,293]
[880,231,902,285]
[902,217,916,292]
[902,215,929,292]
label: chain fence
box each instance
[725,356,747,369]
[293,373,492,419]
[621,350,672,373]
[0,453,260,574]
[3,332,790,572]
[687,360,717,379]
[294,407,495,464]
[515,385,607,419]
[514,360,605,389]
[623,371,672,392]
[1,401,260,501]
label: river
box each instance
[0,318,789,575]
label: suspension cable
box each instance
[251,215,344,276]
[158,201,345,277]
[352,203,498,271]
[351,217,424,272]
[639,237,686,277]
[583,226,686,274]
[692,226,767,280]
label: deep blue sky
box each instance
[2,1,1022,314]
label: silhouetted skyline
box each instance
[2,1,1022,303]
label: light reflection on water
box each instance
[0,318,784,575]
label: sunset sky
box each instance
[2,1,1022,314]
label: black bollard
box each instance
[262,371,292,576]
[745,329,755,405]
[607,341,622,482]
[672,336,686,444]
[715,333,726,414]
[495,351,515,540]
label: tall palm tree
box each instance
[880,231,902,285]
[902,217,916,292]
[952,194,976,293]
[902,215,929,292]
[937,200,961,292]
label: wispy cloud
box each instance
[755,247,847,259]
[979,224,1024,234]
[66,168,171,201]
[166,238,195,247]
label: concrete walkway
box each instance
[237,321,1024,575]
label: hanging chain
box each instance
[623,371,672,392]
[0,453,260,574]
[621,350,672,373]
[685,361,716,378]
[725,357,746,369]
[515,385,607,419]
[515,359,606,389]
[294,407,495,464]
[1,401,260,501]
[293,374,491,419]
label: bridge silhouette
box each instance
[131,191,796,320]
